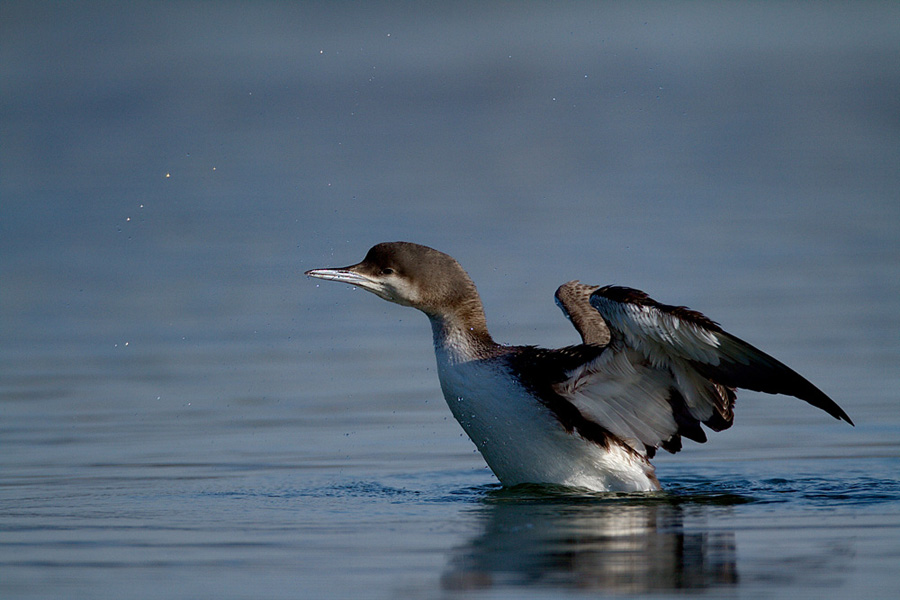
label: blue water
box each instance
[2,2,899,598]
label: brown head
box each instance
[306,242,490,337]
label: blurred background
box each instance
[4,1,898,430]
[2,2,899,598]
[4,1,898,394]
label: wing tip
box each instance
[819,400,854,426]
[834,407,855,427]
[779,375,854,426]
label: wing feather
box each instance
[555,350,679,455]
[554,281,610,346]
[547,284,852,457]
[589,286,852,425]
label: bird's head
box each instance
[305,241,481,318]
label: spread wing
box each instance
[551,284,853,457]
[554,281,610,345]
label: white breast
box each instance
[433,341,660,492]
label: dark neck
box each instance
[427,295,496,357]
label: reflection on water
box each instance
[442,490,737,592]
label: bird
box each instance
[305,241,852,492]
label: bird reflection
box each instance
[441,491,737,592]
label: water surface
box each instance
[2,3,899,598]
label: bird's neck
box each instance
[427,297,496,362]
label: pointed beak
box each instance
[305,265,393,300]
[304,267,370,286]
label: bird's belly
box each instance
[437,362,659,492]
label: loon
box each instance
[305,242,852,492]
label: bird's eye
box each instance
[381,268,395,275]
